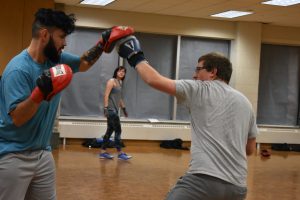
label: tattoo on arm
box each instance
[82,44,103,64]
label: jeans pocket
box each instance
[107,110,116,117]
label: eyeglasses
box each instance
[195,66,206,72]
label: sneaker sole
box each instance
[100,157,113,159]
[99,156,114,159]
[118,157,132,160]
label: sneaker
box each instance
[118,153,132,160]
[99,152,114,159]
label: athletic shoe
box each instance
[99,152,114,159]
[118,153,132,160]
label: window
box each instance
[257,44,300,126]
[60,28,231,121]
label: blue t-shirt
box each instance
[0,49,80,157]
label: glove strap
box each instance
[128,52,147,68]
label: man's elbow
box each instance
[12,117,24,127]
[10,112,26,127]
[246,148,255,156]
[246,138,256,156]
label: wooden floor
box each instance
[53,141,300,200]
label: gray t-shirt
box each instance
[175,80,258,187]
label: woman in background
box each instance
[99,66,132,160]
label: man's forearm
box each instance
[10,98,40,127]
[79,52,98,72]
[136,62,176,96]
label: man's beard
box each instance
[44,36,60,63]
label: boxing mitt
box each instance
[84,26,134,62]
[30,64,73,103]
[118,36,147,68]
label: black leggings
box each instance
[102,109,122,151]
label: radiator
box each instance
[257,127,300,144]
[58,118,300,144]
[58,119,191,141]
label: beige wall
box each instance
[0,0,54,74]
[262,25,300,45]
[232,22,262,113]
[2,4,300,114]
[64,6,236,39]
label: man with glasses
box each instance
[117,36,258,200]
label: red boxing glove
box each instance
[30,64,73,103]
[84,26,134,62]
[101,26,135,53]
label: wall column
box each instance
[231,22,262,113]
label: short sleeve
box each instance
[175,80,196,107]
[3,70,32,114]
[248,111,258,138]
[60,52,80,73]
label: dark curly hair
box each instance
[32,8,76,38]
[113,66,126,81]
[198,52,232,83]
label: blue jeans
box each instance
[102,109,122,151]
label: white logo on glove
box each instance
[124,41,135,50]
[53,64,67,77]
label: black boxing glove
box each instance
[117,36,147,68]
